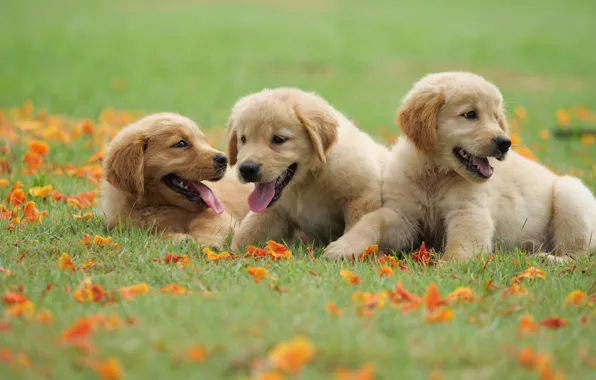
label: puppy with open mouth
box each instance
[324,72,596,262]
[227,88,390,250]
[100,112,252,248]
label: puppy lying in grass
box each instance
[227,88,390,250]
[324,72,596,262]
[100,112,252,248]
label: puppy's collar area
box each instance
[162,174,225,214]
[453,147,494,179]
[247,163,297,212]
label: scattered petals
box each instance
[6,300,35,319]
[36,309,54,324]
[58,253,76,272]
[93,358,123,380]
[539,317,568,329]
[160,283,188,295]
[267,240,293,260]
[184,345,208,362]
[426,308,454,324]
[2,291,28,305]
[447,287,475,303]
[335,362,376,380]
[339,269,360,285]
[518,314,539,335]
[248,266,269,283]
[378,266,393,278]
[268,336,315,374]
[80,259,98,271]
[517,267,546,281]
[565,290,588,306]
[325,301,343,317]
[202,247,232,262]
[120,283,150,300]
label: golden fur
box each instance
[324,72,596,261]
[100,112,252,248]
[227,88,390,250]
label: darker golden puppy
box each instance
[100,112,252,248]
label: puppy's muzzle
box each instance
[239,161,261,182]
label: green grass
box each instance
[1,0,596,379]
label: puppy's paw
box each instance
[323,239,360,260]
[167,233,195,244]
[536,252,572,264]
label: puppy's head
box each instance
[397,72,511,182]
[227,88,338,212]
[103,113,227,214]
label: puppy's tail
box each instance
[551,176,596,257]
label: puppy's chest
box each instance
[283,185,344,239]
[414,183,449,246]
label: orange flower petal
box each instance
[58,253,76,272]
[119,283,149,300]
[426,308,454,324]
[268,336,315,374]
[335,362,375,380]
[3,291,28,305]
[184,345,208,362]
[518,314,539,335]
[378,266,393,278]
[565,290,588,306]
[93,358,123,380]
[248,266,269,283]
[339,269,360,285]
[325,301,343,317]
[539,317,568,329]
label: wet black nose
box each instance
[494,136,512,154]
[239,161,260,182]
[214,153,228,167]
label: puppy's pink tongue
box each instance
[194,182,225,214]
[472,157,494,178]
[248,182,276,213]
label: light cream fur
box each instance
[227,87,390,250]
[324,72,596,261]
[100,112,252,248]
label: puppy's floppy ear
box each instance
[104,133,149,197]
[397,90,444,153]
[293,104,338,165]
[226,117,238,166]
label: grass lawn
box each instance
[1,0,595,379]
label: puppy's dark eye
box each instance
[241,135,246,144]
[461,111,478,120]
[172,140,190,148]
[271,135,288,145]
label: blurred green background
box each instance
[1,0,595,175]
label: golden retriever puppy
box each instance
[100,112,252,248]
[227,87,390,250]
[324,72,596,261]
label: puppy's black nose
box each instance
[239,161,260,182]
[494,136,512,154]
[214,153,228,167]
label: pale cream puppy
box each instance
[324,72,596,261]
[227,87,390,250]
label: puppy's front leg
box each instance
[231,210,291,251]
[189,212,235,250]
[442,208,494,261]
[342,193,383,232]
[325,207,416,259]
